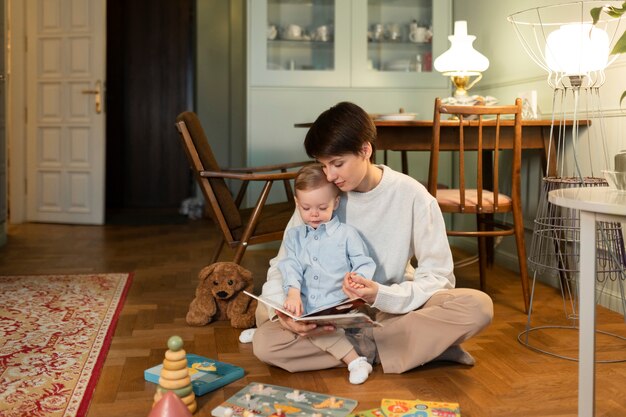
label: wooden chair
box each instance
[428,98,530,312]
[175,111,311,264]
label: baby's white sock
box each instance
[238,328,256,344]
[347,356,372,385]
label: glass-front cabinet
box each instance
[351,0,450,87]
[248,0,450,88]
[249,0,352,87]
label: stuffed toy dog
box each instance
[186,262,257,329]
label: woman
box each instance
[253,101,493,374]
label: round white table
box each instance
[548,187,626,417]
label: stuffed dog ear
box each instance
[233,263,253,283]
[198,263,219,283]
[187,264,220,326]
[193,263,220,298]
[231,264,254,293]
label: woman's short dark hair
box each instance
[304,102,376,159]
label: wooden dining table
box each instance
[295,118,589,177]
[296,117,589,267]
[295,117,591,205]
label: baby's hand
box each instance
[283,295,303,317]
[348,272,366,289]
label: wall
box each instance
[196,0,246,170]
[454,0,626,313]
[247,87,446,184]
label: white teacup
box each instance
[314,25,330,42]
[387,23,401,41]
[409,26,428,43]
[284,24,302,40]
[267,24,278,40]
[371,23,384,41]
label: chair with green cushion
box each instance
[175,111,311,264]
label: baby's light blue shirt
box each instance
[278,216,376,314]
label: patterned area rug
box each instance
[0,273,133,417]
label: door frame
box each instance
[7,0,26,223]
[1,0,6,243]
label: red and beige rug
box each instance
[0,273,133,417]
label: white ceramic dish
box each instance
[375,113,418,121]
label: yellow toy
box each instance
[152,336,198,414]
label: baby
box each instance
[278,163,376,384]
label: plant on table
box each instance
[591,2,626,104]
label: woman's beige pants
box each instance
[252,288,493,373]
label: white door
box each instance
[26,0,105,224]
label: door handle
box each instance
[82,80,102,114]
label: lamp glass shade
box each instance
[434,21,489,76]
[544,23,610,75]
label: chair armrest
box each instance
[200,170,299,181]
[221,160,313,174]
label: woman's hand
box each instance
[343,272,379,304]
[275,310,336,337]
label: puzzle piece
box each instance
[313,397,343,409]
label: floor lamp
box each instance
[508,1,626,362]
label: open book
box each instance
[244,291,382,328]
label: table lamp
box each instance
[433,21,490,98]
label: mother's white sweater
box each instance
[260,165,455,316]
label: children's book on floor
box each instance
[144,353,244,396]
[244,291,382,328]
[380,398,461,417]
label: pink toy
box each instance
[149,391,193,417]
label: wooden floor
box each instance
[1,218,625,417]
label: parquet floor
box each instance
[1,218,625,417]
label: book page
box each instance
[304,297,367,317]
[244,291,382,328]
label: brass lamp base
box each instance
[449,73,483,98]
